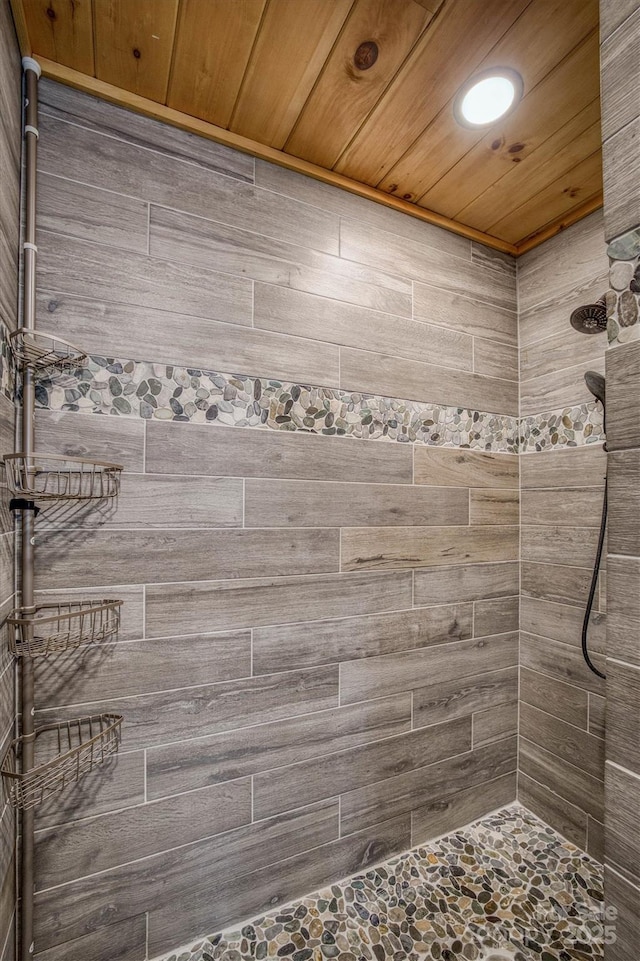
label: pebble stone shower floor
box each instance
[158,805,604,961]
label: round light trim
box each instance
[453,68,524,129]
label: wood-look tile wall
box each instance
[600,1,640,954]
[0,7,20,959]
[30,81,520,961]
[518,212,608,858]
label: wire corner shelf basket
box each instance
[1,713,123,810]
[7,599,123,658]
[9,328,88,374]
[4,452,123,500]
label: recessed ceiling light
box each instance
[453,68,524,129]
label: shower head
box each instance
[570,297,608,334]
[584,370,606,408]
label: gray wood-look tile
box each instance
[521,525,606,569]
[0,535,13,606]
[520,326,606,382]
[603,867,640,961]
[34,799,341,952]
[340,221,516,311]
[605,763,640,886]
[600,0,639,39]
[588,693,606,739]
[608,561,640,669]
[520,667,589,729]
[606,340,640,451]
[520,354,606,416]
[473,338,518,382]
[469,489,519,525]
[255,160,470,259]
[340,737,517,834]
[520,445,606,489]
[146,814,411,958]
[472,701,518,748]
[519,738,603,822]
[518,276,609,350]
[411,773,516,846]
[340,633,518,705]
[38,172,149,253]
[603,117,640,243]
[39,78,255,181]
[608,450,640,555]
[413,284,517,346]
[38,290,341,387]
[0,231,17,331]
[518,772,587,850]
[414,448,518,489]
[414,562,519,606]
[341,525,519,572]
[35,915,147,961]
[474,596,519,637]
[517,210,607,315]
[606,661,640,777]
[38,231,253,325]
[521,595,606,654]
[253,717,472,820]
[147,694,412,800]
[520,702,604,781]
[601,8,640,141]
[34,914,147,961]
[145,570,413,637]
[38,472,243,530]
[520,632,605,696]
[145,420,413,484]
[38,666,339,752]
[413,667,517,730]
[35,779,252,890]
[35,527,340,590]
[245,479,469,528]
[34,584,144,644]
[149,205,412,316]
[34,751,145,831]
[253,283,474,371]
[35,631,252,706]
[471,243,516,277]
[0,394,14,459]
[253,604,473,675]
[35,409,145,472]
[522,487,604,529]
[39,114,339,255]
[521,561,596,608]
[339,347,519,415]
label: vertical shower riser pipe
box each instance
[19,56,41,961]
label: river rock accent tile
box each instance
[519,403,605,452]
[32,352,520,453]
[155,804,603,961]
[607,251,640,346]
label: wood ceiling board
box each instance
[284,0,435,169]
[167,0,267,127]
[19,0,94,74]
[8,0,31,55]
[491,151,603,245]
[229,0,354,148]
[418,29,601,220]
[514,194,602,255]
[93,0,179,104]
[377,0,598,202]
[33,57,519,254]
[333,0,530,185]
[459,104,601,232]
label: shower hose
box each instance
[582,472,607,680]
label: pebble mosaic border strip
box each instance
[607,253,640,348]
[155,804,604,961]
[0,317,605,453]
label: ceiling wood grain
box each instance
[11,0,603,253]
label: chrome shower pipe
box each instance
[19,55,41,961]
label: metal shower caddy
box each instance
[1,60,126,961]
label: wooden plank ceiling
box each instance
[11,0,602,254]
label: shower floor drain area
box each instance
[157,804,603,961]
